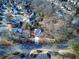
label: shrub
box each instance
[69,39,79,56]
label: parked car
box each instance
[29,49,52,59]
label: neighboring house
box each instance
[68,0,77,4]
[39,16,67,39]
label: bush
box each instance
[22,22,30,29]
[69,39,79,56]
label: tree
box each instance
[75,6,79,15]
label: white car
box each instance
[29,49,52,59]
